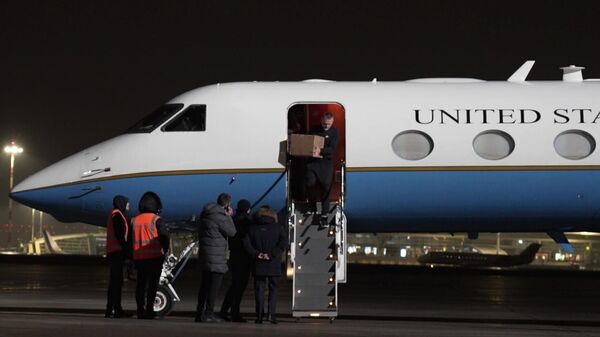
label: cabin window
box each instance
[472,130,514,160]
[125,104,184,133]
[554,130,595,160]
[391,130,434,160]
[163,105,206,132]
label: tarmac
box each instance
[1,256,600,336]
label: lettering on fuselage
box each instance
[414,109,600,124]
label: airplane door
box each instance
[286,103,346,209]
[287,103,348,318]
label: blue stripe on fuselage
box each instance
[345,170,600,232]
[10,170,600,233]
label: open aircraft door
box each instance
[286,103,347,321]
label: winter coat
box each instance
[243,215,288,277]
[228,212,253,265]
[198,203,237,273]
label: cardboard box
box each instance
[289,134,325,157]
[278,140,287,166]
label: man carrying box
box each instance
[305,112,339,222]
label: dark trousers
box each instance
[134,258,163,314]
[220,260,251,317]
[197,271,225,315]
[305,160,333,214]
[106,251,125,313]
[254,276,280,319]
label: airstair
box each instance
[288,165,347,320]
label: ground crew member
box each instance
[219,199,253,322]
[132,191,169,319]
[105,195,131,318]
[195,193,236,323]
[305,112,339,222]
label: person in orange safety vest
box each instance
[132,191,170,319]
[105,195,131,318]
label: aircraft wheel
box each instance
[154,285,174,317]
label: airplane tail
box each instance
[42,229,65,254]
[518,243,542,263]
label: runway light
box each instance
[297,289,302,294]
[298,265,302,270]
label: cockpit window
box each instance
[125,104,184,133]
[162,105,206,132]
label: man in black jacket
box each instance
[219,199,253,322]
[195,193,237,323]
[305,112,339,221]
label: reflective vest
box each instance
[132,213,164,260]
[106,209,128,254]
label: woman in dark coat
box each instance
[243,205,288,324]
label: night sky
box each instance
[1,0,600,241]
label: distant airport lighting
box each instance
[400,248,407,258]
[4,141,23,245]
[4,142,24,155]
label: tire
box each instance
[154,285,174,317]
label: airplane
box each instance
[417,243,542,268]
[10,61,598,250]
[10,60,599,316]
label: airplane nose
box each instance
[10,180,86,223]
[9,153,82,221]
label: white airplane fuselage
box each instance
[10,79,600,233]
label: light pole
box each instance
[31,208,36,254]
[4,141,23,246]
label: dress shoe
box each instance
[194,313,205,322]
[231,316,247,323]
[143,310,156,320]
[204,313,224,323]
[113,309,132,318]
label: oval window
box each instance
[473,130,515,160]
[391,131,434,160]
[554,130,595,160]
